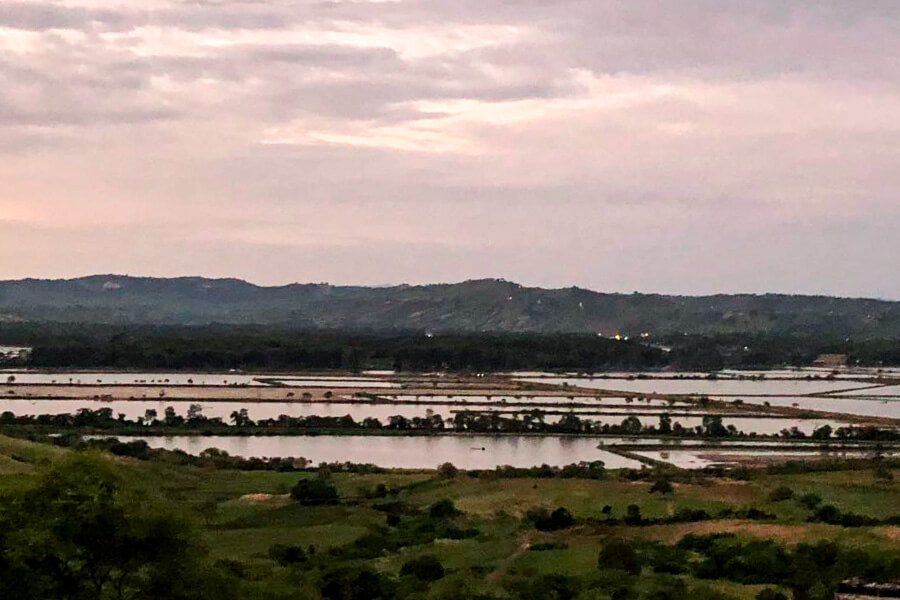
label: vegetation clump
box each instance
[400,555,445,581]
[290,476,339,505]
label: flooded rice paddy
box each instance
[95,434,644,470]
[634,448,900,469]
[520,377,874,396]
[6,368,899,470]
[724,395,900,419]
[0,398,848,435]
[0,372,398,387]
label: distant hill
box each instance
[0,275,898,337]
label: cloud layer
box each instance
[2,1,898,297]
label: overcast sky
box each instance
[1,1,897,297]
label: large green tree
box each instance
[0,453,233,600]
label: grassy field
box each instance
[1,434,898,599]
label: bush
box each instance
[810,505,879,527]
[677,533,737,553]
[518,574,581,600]
[400,555,445,581]
[436,462,459,479]
[769,486,794,502]
[624,504,643,525]
[321,567,396,600]
[598,538,640,574]
[756,588,789,600]
[529,542,569,552]
[528,506,575,531]
[290,478,339,505]
[797,493,822,510]
[636,541,689,574]
[268,544,306,566]
[650,479,674,495]
[428,499,459,519]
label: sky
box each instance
[0,0,898,298]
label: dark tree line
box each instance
[6,322,900,371]
[9,406,885,440]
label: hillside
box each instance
[0,275,898,336]
[3,433,900,600]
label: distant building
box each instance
[836,578,900,599]
[813,354,848,368]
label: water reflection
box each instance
[101,434,644,470]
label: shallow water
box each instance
[725,395,900,419]
[832,385,900,397]
[521,377,868,396]
[272,379,400,388]
[0,372,398,388]
[96,434,644,469]
[635,448,900,469]
[0,399,844,434]
[385,395,688,407]
[2,372,265,386]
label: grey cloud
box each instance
[1,1,899,296]
[0,3,130,31]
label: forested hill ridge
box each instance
[0,275,898,337]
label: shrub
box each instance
[529,542,569,551]
[650,480,674,495]
[436,462,459,479]
[769,486,794,502]
[428,499,459,519]
[756,588,789,600]
[268,544,307,566]
[636,541,689,575]
[797,493,822,510]
[529,506,575,531]
[518,574,581,600]
[321,567,396,600]
[598,538,641,574]
[624,504,643,525]
[400,555,445,582]
[290,478,339,505]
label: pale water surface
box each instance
[100,434,644,469]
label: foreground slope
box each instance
[2,434,900,600]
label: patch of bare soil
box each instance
[238,493,290,505]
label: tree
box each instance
[769,486,794,502]
[517,574,581,600]
[0,453,232,600]
[874,462,895,482]
[186,403,204,422]
[229,408,252,427]
[291,477,339,505]
[650,479,674,495]
[756,589,789,600]
[164,405,183,426]
[598,538,640,574]
[812,425,833,440]
[624,504,642,525]
[797,493,822,510]
[658,413,673,435]
[702,415,729,437]
[436,462,459,479]
[269,543,307,566]
[321,566,396,600]
[428,499,459,519]
[621,415,643,435]
[400,555,445,581]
